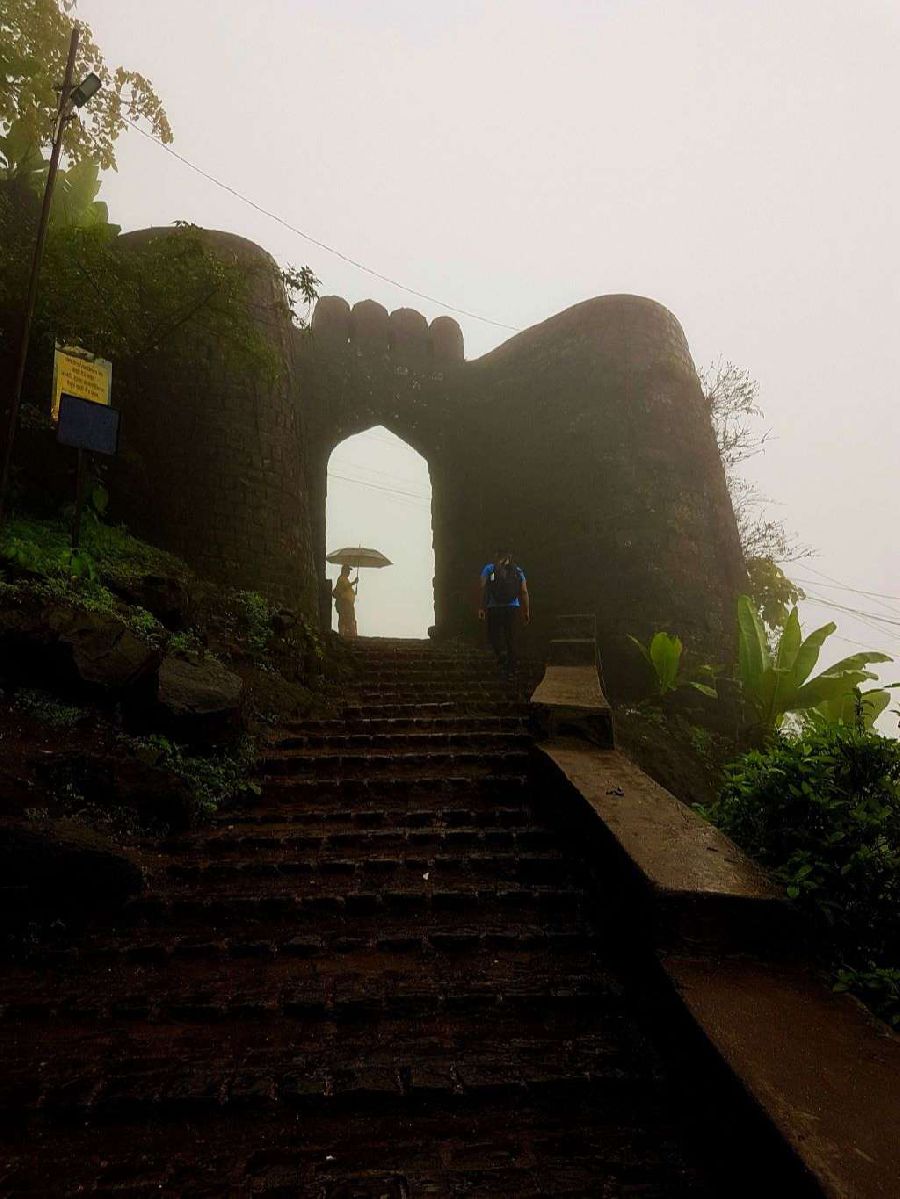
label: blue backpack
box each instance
[486,562,522,606]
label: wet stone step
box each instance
[0,639,729,1198]
[12,1039,650,1124]
[255,774,531,802]
[271,730,530,751]
[261,749,531,778]
[165,823,558,855]
[281,715,528,735]
[0,1097,715,1198]
[339,701,527,719]
[161,854,575,891]
[23,926,608,969]
[0,948,616,1020]
[119,884,586,928]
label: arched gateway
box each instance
[112,230,745,697]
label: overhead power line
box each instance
[123,117,521,333]
[801,593,900,630]
[801,598,900,651]
[327,469,430,505]
[794,565,900,619]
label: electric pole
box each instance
[0,26,83,529]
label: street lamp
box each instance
[70,72,101,109]
[0,31,101,528]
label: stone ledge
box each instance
[530,666,615,748]
[535,735,900,1197]
[534,738,786,951]
[664,955,900,1199]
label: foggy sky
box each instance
[76,0,899,722]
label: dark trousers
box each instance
[486,606,517,667]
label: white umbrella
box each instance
[326,546,392,596]
[325,547,393,570]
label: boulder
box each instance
[0,818,144,926]
[32,749,198,832]
[270,607,297,635]
[112,572,194,630]
[51,610,161,691]
[157,653,243,742]
[0,600,158,695]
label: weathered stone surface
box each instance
[110,228,320,623]
[0,818,144,914]
[52,610,160,691]
[0,638,751,1194]
[112,573,194,630]
[666,955,900,1199]
[389,307,429,364]
[105,227,746,698]
[530,664,614,747]
[535,737,785,950]
[157,653,243,739]
[310,294,351,345]
[547,638,597,667]
[430,315,464,363]
[349,298,389,350]
[34,749,198,831]
[0,600,158,693]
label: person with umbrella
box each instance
[326,547,392,639]
[332,564,358,639]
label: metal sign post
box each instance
[72,448,87,549]
[56,393,121,549]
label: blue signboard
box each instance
[56,393,120,456]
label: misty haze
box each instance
[1,1,898,1193]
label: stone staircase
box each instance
[0,638,728,1197]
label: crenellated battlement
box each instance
[311,296,464,364]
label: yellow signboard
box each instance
[52,346,112,421]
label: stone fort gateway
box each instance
[113,229,746,694]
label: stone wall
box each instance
[112,227,746,697]
[110,230,319,616]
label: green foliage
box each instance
[296,613,325,664]
[235,590,273,658]
[127,733,260,816]
[125,605,163,641]
[0,128,115,228]
[735,595,891,733]
[281,264,320,327]
[49,156,116,230]
[701,358,808,564]
[35,221,281,379]
[1,0,172,172]
[711,724,900,1026]
[746,557,805,638]
[627,631,717,701]
[0,515,174,642]
[168,629,204,656]
[14,687,83,726]
[809,685,895,732]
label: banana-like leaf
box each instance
[737,595,770,704]
[816,688,892,729]
[790,615,837,688]
[818,651,893,678]
[774,606,802,675]
[49,159,116,231]
[762,666,795,726]
[793,671,873,712]
[626,634,653,669]
[650,631,682,694]
[0,118,45,183]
